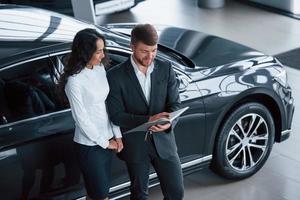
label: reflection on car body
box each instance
[0,5,294,200]
[1,0,145,16]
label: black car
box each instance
[0,5,294,200]
[1,0,145,16]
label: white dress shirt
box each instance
[65,64,121,149]
[130,55,154,104]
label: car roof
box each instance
[0,4,100,68]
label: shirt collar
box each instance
[130,55,154,76]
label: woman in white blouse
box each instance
[59,28,123,200]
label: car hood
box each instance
[104,23,265,69]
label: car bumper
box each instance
[280,129,291,142]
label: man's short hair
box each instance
[131,24,158,46]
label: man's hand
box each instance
[115,138,124,152]
[148,112,169,122]
[149,123,171,132]
[148,112,171,132]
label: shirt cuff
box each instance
[111,122,122,138]
[97,139,109,149]
[113,129,122,138]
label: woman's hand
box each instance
[115,138,124,152]
[107,139,118,150]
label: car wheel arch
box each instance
[217,94,281,144]
[208,88,284,155]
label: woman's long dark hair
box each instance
[58,28,108,97]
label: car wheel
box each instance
[211,102,275,179]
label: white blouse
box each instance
[65,64,121,149]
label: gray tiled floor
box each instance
[95,0,300,199]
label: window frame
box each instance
[0,54,69,128]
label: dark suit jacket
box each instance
[106,58,181,163]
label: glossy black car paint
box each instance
[0,5,294,200]
[1,0,145,16]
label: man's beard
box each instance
[136,57,152,67]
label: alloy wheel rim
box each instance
[225,113,269,171]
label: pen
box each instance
[144,130,152,141]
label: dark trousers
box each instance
[75,143,112,200]
[126,136,184,200]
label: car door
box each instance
[170,65,208,166]
[0,56,83,200]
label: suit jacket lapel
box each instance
[125,60,149,107]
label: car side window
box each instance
[49,50,129,110]
[56,50,128,74]
[108,52,128,67]
[0,57,59,124]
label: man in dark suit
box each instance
[106,24,184,200]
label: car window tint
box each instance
[107,50,172,70]
[107,52,128,68]
[57,50,129,71]
[0,58,59,124]
[51,54,71,109]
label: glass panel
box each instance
[0,57,60,123]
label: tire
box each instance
[211,102,275,179]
